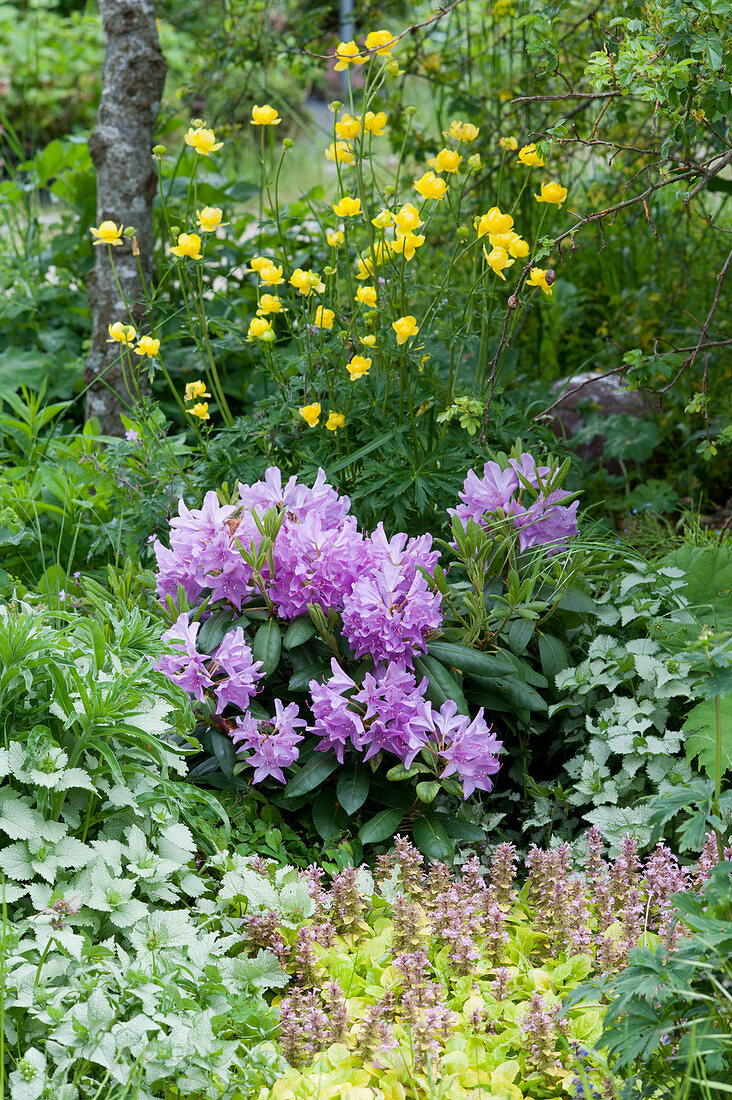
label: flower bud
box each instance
[152,144,166,156]
[282,137,294,150]
[132,236,140,256]
[328,101,343,113]
[123,226,136,238]
[404,105,417,117]
[383,185,395,197]
[385,59,400,76]
[170,226,180,237]
[261,329,275,342]
[467,153,482,171]
[507,294,519,309]
[191,118,205,128]
[323,265,337,276]
[456,226,469,241]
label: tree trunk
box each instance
[85,0,166,434]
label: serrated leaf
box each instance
[683,693,732,779]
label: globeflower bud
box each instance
[124,226,136,238]
[468,153,482,171]
[404,105,417,117]
[507,294,519,309]
[323,265,337,276]
[385,59,400,76]
[383,185,395,197]
[152,144,166,156]
[170,225,180,237]
[283,138,294,150]
[456,226,469,241]
[191,118,205,128]
[328,101,343,113]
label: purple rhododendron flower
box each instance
[425,700,503,798]
[450,463,518,528]
[211,628,263,713]
[232,700,306,783]
[354,664,432,766]
[309,661,365,763]
[269,513,368,620]
[155,613,213,702]
[368,523,440,578]
[241,466,351,529]
[511,489,580,553]
[342,562,443,666]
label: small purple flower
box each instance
[426,700,502,798]
[155,613,213,701]
[72,571,81,582]
[309,661,365,763]
[58,589,67,602]
[125,428,140,443]
[354,664,432,766]
[232,700,306,783]
[211,628,263,713]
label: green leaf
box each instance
[197,610,236,653]
[285,753,339,798]
[683,693,732,779]
[662,544,732,631]
[288,663,328,691]
[432,812,485,842]
[412,815,453,860]
[538,633,571,681]
[283,616,317,649]
[359,808,405,844]
[312,790,349,842]
[337,761,370,815]
[415,781,440,804]
[426,642,515,679]
[558,588,597,614]
[506,617,534,654]
[413,654,469,715]
[210,729,237,778]
[225,179,259,203]
[252,619,282,676]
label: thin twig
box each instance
[657,247,732,393]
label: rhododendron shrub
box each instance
[152,455,578,854]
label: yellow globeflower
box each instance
[446,120,479,142]
[196,206,227,233]
[259,262,285,286]
[392,315,419,345]
[365,29,396,55]
[391,232,425,261]
[528,267,553,296]
[250,104,282,126]
[535,181,568,207]
[325,141,355,166]
[413,171,448,201]
[474,206,514,237]
[290,268,325,296]
[489,231,529,259]
[428,148,462,173]
[247,316,275,341]
[355,285,377,307]
[106,322,136,345]
[189,402,211,420]
[485,246,514,280]
[314,306,335,329]
[371,208,393,229]
[355,239,391,279]
[250,256,270,273]
[257,294,283,315]
[364,110,388,135]
[326,411,345,431]
[185,380,211,403]
[134,335,160,358]
[360,335,377,347]
[347,355,372,380]
[334,41,366,70]
[90,220,124,246]
[499,135,519,150]
[184,126,223,156]
[335,113,362,139]
[326,228,345,247]
[333,196,362,218]
[518,143,545,167]
[170,232,202,259]
[393,203,422,237]
[299,402,321,426]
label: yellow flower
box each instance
[134,335,160,357]
[360,335,377,347]
[393,203,422,237]
[467,153,483,171]
[534,180,568,207]
[371,208,393,229]
[392,315,419,345]
[414,171,448,201]
[299,402,321,426]
[391,232,425,261]
[184,126,223,156]
[428,148,462,173]
[355,240,391,279]
[333,196,361,218]
[196,206,227,233]
[326,411,345,431]
[334,41,366,70]
[189,402,211,420]
[489,231,529,258]
[325,141,355,166]
[365,29,396,55]
[347,355,372,380]
[335,113,362,139]
[326,228,345,247]
[91,220,124,246]
[518,143,545,167]
[170,232,202,259]
[499,135,519,150]
[528,267,553,295]
[474,206,514,237]
[258,261,285,286]
[257,293,283,315]
[446,120,479,142]
[184,380,210,403]
[356,285,377,307]
[314,306,335,329]
[250,256,270,273]
[247,316,275,341]
[364,110,388,135]
[290,268,325,296]
[250,104,281,126]
[106,321,136,345]
[485,246,514,280]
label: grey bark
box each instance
[85,0,166,434]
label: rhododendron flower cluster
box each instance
[151,461,574,794]
[451,453,579,552]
